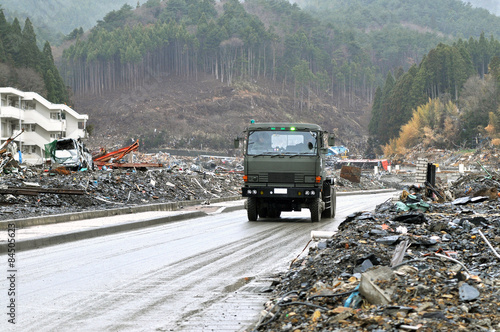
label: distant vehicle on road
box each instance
[235,121,336,222]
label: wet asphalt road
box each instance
[1,192,394,332]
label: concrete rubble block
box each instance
[375,235,400,245]
[452,196,471,205]
[340,165,361,183]
[393,212,427,224]
[459,283,480,301]
[359,266,395,305]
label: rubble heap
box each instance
[0,167,243,221]
[253,174,500,332]
[0,153,393,221]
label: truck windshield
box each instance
[247,130,318,156]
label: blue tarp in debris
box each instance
[328,146,349,155]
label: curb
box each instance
[0,190,395,253]
[0,210,207,254]
[337,188,397,196]
[0,195,242,230]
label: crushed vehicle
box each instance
[235,121,336,222]
[45,138,93,171]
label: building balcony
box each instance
[0,106,24,120]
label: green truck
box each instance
[235,122,336,222]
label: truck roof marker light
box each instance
[281,127,286,130]
[316,176,322,183]
[290,127,296,131]
[250,119,255,124]
[271,127,276,130]
[243,175,248,182]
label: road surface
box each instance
[1,192,394,332]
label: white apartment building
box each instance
[0,87,88,165]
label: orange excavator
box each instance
[93,139,162,169]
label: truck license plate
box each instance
[274,188,287,194]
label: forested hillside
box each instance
[0,11,68,104]
[466,0,500,16]
[56,0,500,152]
[370,42,500,157]
[2,0,500,154]
[0,0,136,46]
[293,0,500,74]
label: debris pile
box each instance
[0,129,23,173]
[0,166,243,221]
[334,170,396,192]
[253,174,500,331]
[393,146,500,171]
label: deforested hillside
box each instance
[3,0,500,154]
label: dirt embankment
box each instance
[72,74,371,155]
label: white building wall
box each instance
[0,87,89,165]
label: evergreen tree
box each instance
[384,65,419,140]
[0,9,11,62]
[368,86,382,136]
[42,41,68,103]
[9,18,22,67]
[21,18,39,70]
[375,72,395,144]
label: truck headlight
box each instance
[305,190,310,195]
[310,190,315,196]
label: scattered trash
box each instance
[254,168,500,331]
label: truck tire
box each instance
[331,187,336,218]
[247,197,258,221]
[310,198,321,222]
[321,183,335,219]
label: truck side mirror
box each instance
[234,138,240,149]
[328,135,335,146]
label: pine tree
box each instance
[0,9,11,62]
[375,72,395,144]
[21,18,40,70]
[368,86,382,136]
[9,18,23,67]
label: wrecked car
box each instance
[45,138,93,171]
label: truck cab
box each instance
[236,122,336,222]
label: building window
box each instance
[50,133,60,139]
[78,121,85,129]
[26,101,36,110]
[22,124,36,132]
[50,112,60,120]
[22,145,37,154]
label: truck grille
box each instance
[265,173,304,183]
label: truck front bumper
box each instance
[242,186,320,198]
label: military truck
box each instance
[235,122,336,222]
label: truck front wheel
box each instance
[321,183,336,219]
[247,197,258,221]
[310,198,321,222]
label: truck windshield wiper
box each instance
[251,152,274,157]
[289,152,314,158]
